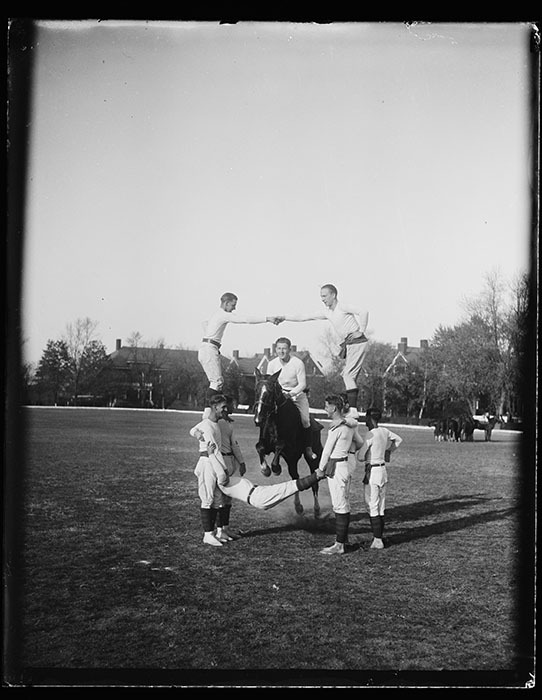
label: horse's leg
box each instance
[271,441,286,475]
[256,441,272,477]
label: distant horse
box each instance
[459,415,478,442]
[253,368,323,516]
[478,415,502,441]
[447,418,461,442]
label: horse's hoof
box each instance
[261,465,271,477]
[314,506,321,519]
[295,502,304,515]
[271,464,282,475]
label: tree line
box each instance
[22,271,532,423]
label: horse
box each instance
[478,415,502,441]
[253,368,324,517]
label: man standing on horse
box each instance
[276,284,369,419]
[198,292,281,416]
[265,336,317,462]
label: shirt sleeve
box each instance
[386,429,403,451]
[318,430,340,469]
[350,430,365,453]
[290,358,307,395]
[281,311,328,322]
[340,303,369,333]
[231,436,245,464]
[227,312,268,324]
[189,421,205,439]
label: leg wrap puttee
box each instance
[296,472,319,492]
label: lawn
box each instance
[4,407,535,688]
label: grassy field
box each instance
[4,407,535,688]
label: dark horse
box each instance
[253,368,324,516]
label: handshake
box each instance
[267,316,285,325]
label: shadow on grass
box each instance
[239,494,518,548]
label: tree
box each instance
[63,317,100,404]
[358,341,395,411]
[35,340,71,405]
[78,340,108,396]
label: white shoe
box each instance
[215,529,233,542]
[203,533,223,547]
[370,538,384,549]
[320,542,345,555]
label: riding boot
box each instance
[295,472,319,492]
[335,512,350,544]
[303,427,317,461]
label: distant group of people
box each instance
[190,285,403,554]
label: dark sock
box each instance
[346,389,359,411]
[296,472,318,491]
[209,507,218,530]
[200,508,213,532]
[380,515,385,535]
[370,515,382,538]
[335,512,350,543]
[216,505,231,527]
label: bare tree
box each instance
[63,318,100,404]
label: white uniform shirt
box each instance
[319,419,364,465]
[202,309,267,344]
[364,426,402,464]
[284,303,368,343]
[190,418,228,468]
[266,356,307,396]
[218,419,245,462]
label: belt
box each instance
[221,451,233,456]
[247,485,258,505]
[202,338,221,349]
[199,451,210,457]
[331,456,348,463]
[369,462,386,467]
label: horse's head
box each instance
[253,368,283,426]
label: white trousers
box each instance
[326,460,355,514]
[198,343,223,390]
[291,391,311,428]
[342,342,368,390]
[218,476,300,511]
[364,466,388,516]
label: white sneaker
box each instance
[320,542,345,555]
[370,538,384,549]
[203,532,223,547]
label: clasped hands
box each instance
[267,316,285,325]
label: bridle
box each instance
[254,378,288,417]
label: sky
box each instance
[18,20,535,368]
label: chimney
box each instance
[420,339,429,350]
[116,338,121,351]
[264,348,271,359]
[233,350,239,360]
[291,345,297,352]
[398,337,408,354]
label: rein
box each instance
[255,381,289,416]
